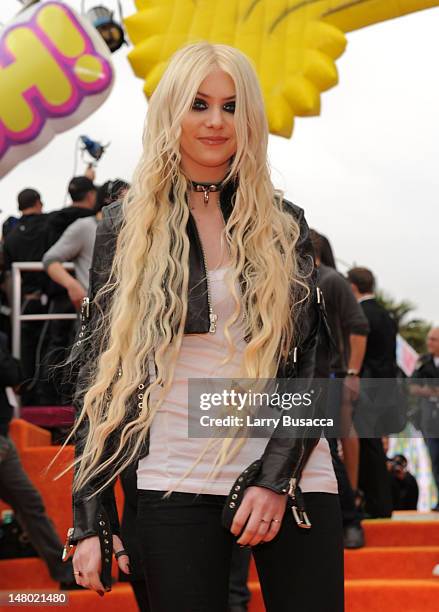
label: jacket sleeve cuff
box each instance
[71,494,100,544]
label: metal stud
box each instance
[229,502,236,508]
[104,539,109,544]
[103,530,108,535]
[99,521,105,526]
[238,477,244,482]
[138,383,145,389]
[232,494,238,500]
[105,548,110,554]
[138,394,143,399]
[138,402,143,409]
[234,485,241,491]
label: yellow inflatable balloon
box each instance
[124,0,439,137]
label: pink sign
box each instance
[396,334,419,377]
[0,1,114,176]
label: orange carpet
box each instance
[1,419,439,611]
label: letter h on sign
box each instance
[0,2,113,163]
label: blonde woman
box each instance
[60,43,343,611]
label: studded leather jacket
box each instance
[68,182,324,546]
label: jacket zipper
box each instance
[190,213,217,334]
[287,444,312,529]
[81,296,90,320]
[190,195,228,335]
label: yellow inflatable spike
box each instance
[144,60,168,96]
[124,9,166,44]
[282,75,320,116]
[128,36,163,79]
[303,49,339,91]
[322,0,439,33]
[303,20,346,57]
[124,0,439,138]
[266,94,294,138]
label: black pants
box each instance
[38,295,76,405]
[20,298,47,406]
[328,438,362,529]
[359,438,393,518]
[136,490,344,612]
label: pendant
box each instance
[191,180,224,208]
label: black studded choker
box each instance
[190,179,225,206]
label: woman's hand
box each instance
[230,486,287,547]
[72,534,130,595]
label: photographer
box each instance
[387,454,419,511]
[410,327,439,511]
[2,189,49,405]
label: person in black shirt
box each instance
[39,177,97,405]
[410,327,439,511]
[347,267,395,519]
[2,189,50,405]
[310,230,369,549]
[45,177,97,248]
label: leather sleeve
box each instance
[70,208,121,544]
[251,203,321,494]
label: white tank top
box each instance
[137,267,337,495]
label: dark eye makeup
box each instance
[191,98,236,114]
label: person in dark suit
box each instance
[410,327,439,511]
[347,267,395,518]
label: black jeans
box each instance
[136,490,344,612]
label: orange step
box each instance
[8,418,51,450]
[248,580,439,612]
[3,560,439,612]
[249,544,439,582]
[0,558,121,591]
[0,445,126,543]
[344,579,439,612]
[345,546,439,580]
[363,519,439,546]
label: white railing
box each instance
[11,261,76,359]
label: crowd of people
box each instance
[0,43,438,612]
[0,169,436,609]
[0,176,439,612]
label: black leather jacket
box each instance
[69,182,323,545]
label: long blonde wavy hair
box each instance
[51,42,311,498]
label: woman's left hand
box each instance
[230,486,288,546]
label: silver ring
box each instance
[271,519,281,523]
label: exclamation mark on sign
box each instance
[37,3,106,85]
